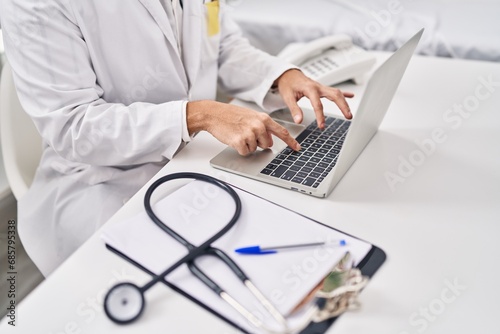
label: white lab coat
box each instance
[0,0,292,276]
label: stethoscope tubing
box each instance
[141,172,243,292]
[105,172,296,331]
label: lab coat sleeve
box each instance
[217,5,297,112]
[0,1,183,166]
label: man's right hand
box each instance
[186,100,300,156]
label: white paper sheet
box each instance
[101,180,372,333]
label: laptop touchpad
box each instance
[270,109,306,138]
[274,119,306,138]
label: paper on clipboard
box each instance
[101,180,372,333]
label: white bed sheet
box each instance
[227,0,500,62]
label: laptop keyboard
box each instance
[260,116,350,188]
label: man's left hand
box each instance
[274,69,354,129]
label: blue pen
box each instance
[235,240,346,255]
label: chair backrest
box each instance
[0,61,43,199]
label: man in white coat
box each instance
[0,0,353,277]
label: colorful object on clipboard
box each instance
[235,239,346,255]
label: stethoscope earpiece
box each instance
[104,282,145,324]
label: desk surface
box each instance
[2,53,499,334]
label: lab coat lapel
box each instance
[137,0,181,59]
[137,0,189,90]
[182,1,203,87]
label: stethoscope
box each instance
[103,173,315,333]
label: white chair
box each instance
[0,61,42,199]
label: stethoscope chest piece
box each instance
[104,282,145,324]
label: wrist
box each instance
[273,68,302,89]
[186,100,221,135]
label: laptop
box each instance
[210,29,423,198]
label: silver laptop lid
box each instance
[323,28,424,195]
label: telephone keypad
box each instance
[303,56,339,79]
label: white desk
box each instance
[1,54,499,334]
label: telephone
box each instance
[277,34,376,86]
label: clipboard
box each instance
[101,180,386,333]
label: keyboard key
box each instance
[302,177,316,187]
[326,152,337,159]
[310,157,321,163]
[265,163,278,170]
[295,129,312,143]
[270,159,282,165]
[297,171,309,178]
[310,172,321,178]
[281,170,297,181]
[301,166,313,173]
[298,156,309,162]
[276,154,288,160]
[313,167,325,174]
[270,165,288,178]
[260,168,273,175]
[322,157,333,163]
[318,162,329,168]
[282,160,293,166]
[325,117,335,125]
[312,182,321,188]
[305,162,317,168]
[293,160,306,167]
[286,155,298,162]
[318,148,329,154]
[289,165,301,172]
[281,147,293,155]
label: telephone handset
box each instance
[278,34,376,86]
